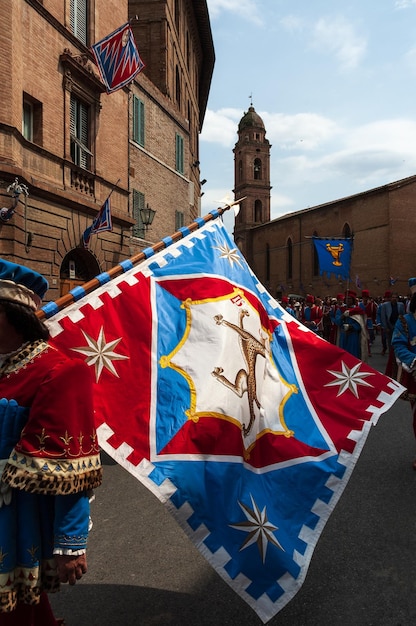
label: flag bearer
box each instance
[0,259,102,626]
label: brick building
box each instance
[129,0,214,238]
[234,106,416,299]
[0,0,214,303]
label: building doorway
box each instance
[60,249,101,297]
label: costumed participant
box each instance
[293,301,302,321]
[302,295,320,334]
[0,260,102,626]
[389,277,416,470]
[329,293,345,345]
[360,289,378,357]
[335,289,368,360]
[376,295,387,355]
[321,296,333,342]
[311,296,324,337]
[379,290,404,355]
[280,296,295,317]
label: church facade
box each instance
[233,106,415,299]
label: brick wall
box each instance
[245,177,416,299]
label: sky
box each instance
[200,0,416,232]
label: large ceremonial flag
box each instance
[42,214,403,623]
[312,236,353,280]
[91,22,145,93]
[82,197,112,248]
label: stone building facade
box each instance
[0,0,214,303]
[234,107,416,300]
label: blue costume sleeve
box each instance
[392,315,416,369]
[54,492,90,551]
[335,308,344,327]
[0,399,29,459]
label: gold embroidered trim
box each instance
[7,451,102,476]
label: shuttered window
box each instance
[133,96,145,147]
[132,189,145,238]
[175,210,184,230]
[175,133,184,174]
[70,0,88,46]
[70,95,92,169]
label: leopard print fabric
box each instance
[2,464,102,495]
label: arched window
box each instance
[174,0,180,32]
[238,160,243,181]
[186,31,190,69]
[343,223,352,238]
[60,248,100,297]
[254,158,262,180]
[313,231,319,276]
[254,199,262,222]
[287,238,293,280]
[175,66,181,110]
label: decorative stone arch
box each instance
[253,157,262,180]
[235,236,244,252]
[60,248,101,297]
[254,199,262,222]
[343,223,352,238]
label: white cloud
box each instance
[201,109,339,151]
[262,112,339,150]
[311,16,367,71]
[206,0,262,24]
[395,0,416,7]
[251,115,416,219]
[200,108,241,147]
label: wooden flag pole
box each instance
[37,200,242,321]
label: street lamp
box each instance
[140,203,156,232]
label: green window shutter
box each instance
[175,210,184,230]
[175,133,184,174]
[132,189,145,238]
[133,96,145,146]
[70,95,91,169]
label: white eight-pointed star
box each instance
[71,327,128,382]
[325,361,374,397]
[213,242,244,268]
[229,494,283,563]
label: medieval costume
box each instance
[359,289,378,356]
[0,260,102,625]
[379,290,405,353]
[335,289,368,361]
[389,278,416,468]
[302,295,322,334]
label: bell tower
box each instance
[233,105,271,255]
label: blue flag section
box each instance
[47,219,403,623]
[82,198,112,248]
[312,236,353,279]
